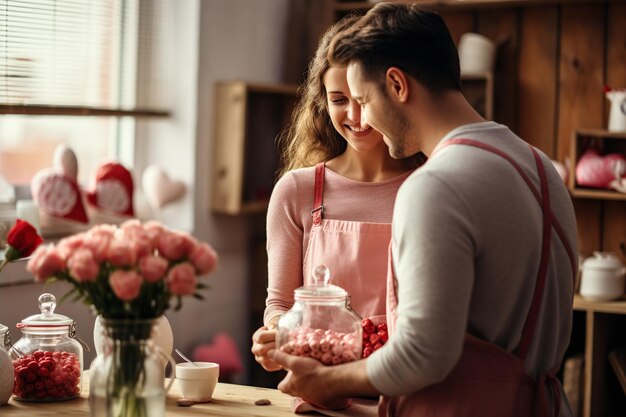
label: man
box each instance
[269,3,577,416]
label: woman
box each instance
[251,15,424,372]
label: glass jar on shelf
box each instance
[10,293,88,401]
[277,265,362,365]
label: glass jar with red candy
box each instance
[277,265,362,366]
[10,293,86,401]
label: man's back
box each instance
[368,121,577,400]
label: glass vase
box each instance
[88,319,175,417]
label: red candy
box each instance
[12,350,81,401]
[361,318,389,358]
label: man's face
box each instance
[346,61,411,159]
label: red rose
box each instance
[8,219,43,258]
[1,219,44,273]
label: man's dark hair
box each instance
[329,3,462,94]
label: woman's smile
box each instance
[345,125,373,137]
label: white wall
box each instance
[189,0,288,384]
[0,0,289,385]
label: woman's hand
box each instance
[251,324,282,371]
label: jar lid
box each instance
[294,265,348,300]
[19,293,74,328]
[581,251,625,271]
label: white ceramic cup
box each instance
[175,362,219,402]
[458,32,496,75]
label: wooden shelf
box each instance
[210,81,298,215]
[569,188,626,201]
[334,0,619,12]
[571,294,626,417]
[568,129,626,201]
[573,294,626,315]
[0,104,169,118]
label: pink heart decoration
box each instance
[575,149,626,189]
[192,332,243,376]
[141,165,186,209]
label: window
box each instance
[0,0,168,188]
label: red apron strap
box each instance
[516,145,552,359]
[436,139,577,283]
[435,138,565,416]
[312,163,325,226]
[436,139,561,356]
[535,365,562,417]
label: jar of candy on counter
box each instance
[0,323,14,405]
[277,265,362,365]
[10,293,87,401]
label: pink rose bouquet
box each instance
[26,219,218,319]
[26,220,218,417]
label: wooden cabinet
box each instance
[572,296,626,417]
[568,129,626,201]
[567,129,626,415]
[211,81,298,215]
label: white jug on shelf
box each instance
[606,87,626,132]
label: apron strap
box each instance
[312,163,325,225]
[436,139,570,356]
[438,139,565,416]
[435,139,577,284]
[535,365,562,417]
[431,138,578,284]
[516,145,552,359]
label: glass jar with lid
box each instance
[277,265,362,365]
[0,323,11,352]
[10,293,87,401]
[0,323,14,405]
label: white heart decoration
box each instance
[142,165,186,209]
[52,144,78,181]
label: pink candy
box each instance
[279,327,360,365]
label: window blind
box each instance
[0,0,168,114]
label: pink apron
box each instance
[302,163,392,322]
[293,162,396,414]
[381,140,577,417]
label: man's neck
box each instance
[413,89,486,157]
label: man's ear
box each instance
[385,67,409,103]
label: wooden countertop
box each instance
[2,376,296,417]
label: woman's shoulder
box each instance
[272,166,316,197]
[277,165,315,183]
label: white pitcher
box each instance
[606,88,626,132]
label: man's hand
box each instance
[251,325,282,372]
[270,349,351,409]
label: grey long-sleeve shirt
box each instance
[367,122,576,414]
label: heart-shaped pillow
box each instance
[192,332,243,377]
[142,165,186,209]
[575,149,626,189]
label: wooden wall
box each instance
[437,1,626,261]
[284,0,626,262]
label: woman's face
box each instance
[323,66,385,153]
